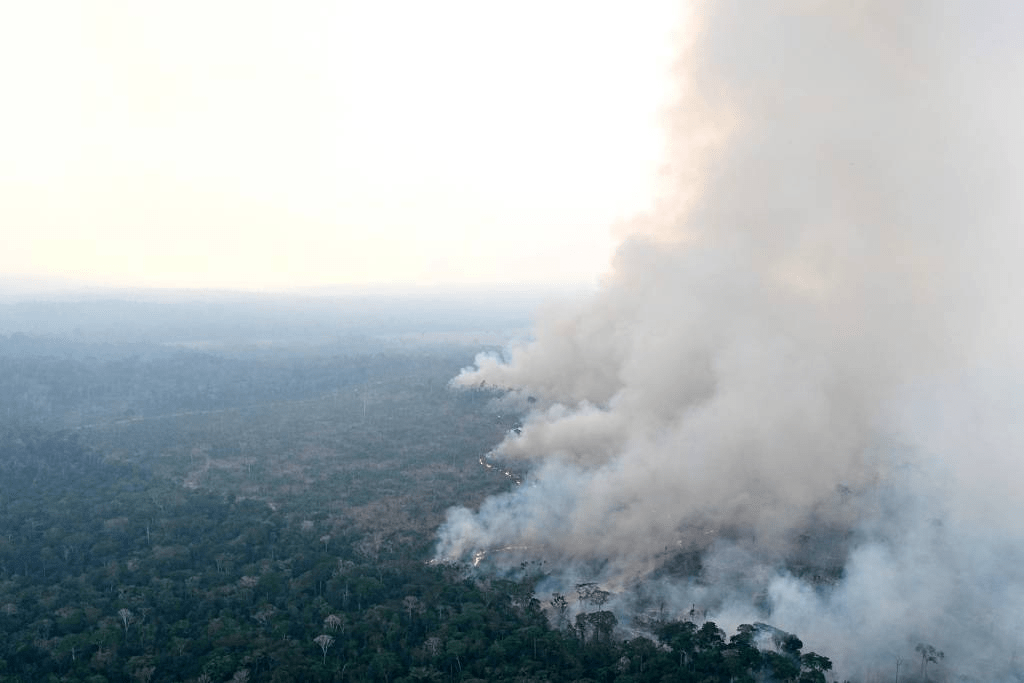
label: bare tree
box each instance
[324,614,343,631]
[314,634,335,665]
[424,635,443,658]
[916,643,944,681]
[403,595,423,623]
[117,608,134,641]
[575,582,611,611]
[575,582,598,607]
[131,665,155,683]
[254,607,276,628]
[355,532,385,563]
[550,593,569,629]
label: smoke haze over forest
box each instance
[437,2,1024,680]
[4,1,1024,680]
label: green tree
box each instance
[799,652,833,683]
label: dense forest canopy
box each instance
[0,295,953,682]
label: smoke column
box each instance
[436,2,1024,679]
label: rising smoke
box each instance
[436,2,1024,680]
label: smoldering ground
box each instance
[435,2,1024,680]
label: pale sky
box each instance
[1,1,680,291]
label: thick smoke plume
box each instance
[437,2,1024,679]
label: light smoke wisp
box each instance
[436,2,1024,679]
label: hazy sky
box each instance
[1,1,679,291]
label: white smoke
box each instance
[436,2,1024,679]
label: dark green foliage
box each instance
[0,341,843,682]
[800,652,834,683]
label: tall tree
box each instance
[313,634,334,666]
[916,642,944,681]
